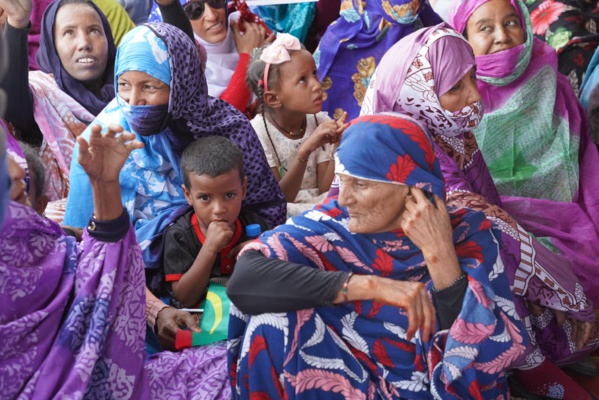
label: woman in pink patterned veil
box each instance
[360,23,599,399]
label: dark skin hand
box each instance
[530,303,594,350]
[155,307,200,352]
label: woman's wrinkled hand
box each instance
[401,187,463,290]
[78,124,143,185]
[373,277,436,342]
[155,307,200,352]
[401,188,453,256]
[347,275,435,342]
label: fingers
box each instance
[180,311,201,332]
[105,123,124,138]
[410,187,429,204]
[434,195,445,210]
[336,111,348,128]
[89,123,102,139]
[570,319,592,350]
[231,21,240,36]
[77,135,90,156]
[265,32,276,43]
[404,283,434,342]
[554,309,566,326]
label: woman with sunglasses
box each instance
[150,0,273,117]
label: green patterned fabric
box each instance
[475,66,579,202]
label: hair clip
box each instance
[258,79,264,87]
[260,33,301,92]
[259,33,301,65]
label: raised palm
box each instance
[78,124,143,184]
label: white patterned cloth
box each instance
[252,112,332,217]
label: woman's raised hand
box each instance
[0,0,31,29]
[402,188,463,290]
[233,21,266,55]
[401,188,453,253]
[78,123,143,185]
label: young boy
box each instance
[163,136,269,309]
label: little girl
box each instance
[246,34,347,217]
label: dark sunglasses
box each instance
[183,0,227,20]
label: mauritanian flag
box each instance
[175,283,230,349]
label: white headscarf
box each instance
[195,11,241,98]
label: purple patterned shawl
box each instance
[229,115,527,399]
[315,0,441,120]
[448,0,599,305]
[0,200,232,398]
[0,202,150,399]
[360,24,597,368]
[36,0,117,116]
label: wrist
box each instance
[297,148,311,161]
[348,274,377,302]
[146,298,170,332]
[201,240,221,256]
[422,244,457,266]
[7,17,30,30]
[90,181,123,220]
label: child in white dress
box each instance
[246,34,347,217]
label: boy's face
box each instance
[183,168,247,232]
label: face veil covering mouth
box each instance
[117,95,170,136]
[442,100,484,136]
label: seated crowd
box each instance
[2,0,599,399]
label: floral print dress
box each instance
[526,0,599,94]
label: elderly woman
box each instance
[227,114,527,399]
[360,23,599,398]
[0,116,150,398]
[446,0,599,299]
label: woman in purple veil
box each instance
[360,23,599,398]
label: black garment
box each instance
[228,250,467,331]
[163,208,268,308]
[86,208,130,242]
[2,23,42,146]
[0,1,194,146]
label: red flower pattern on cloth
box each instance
[530,0,566,35]
[372,249,394,277]
[386,154,417,183]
